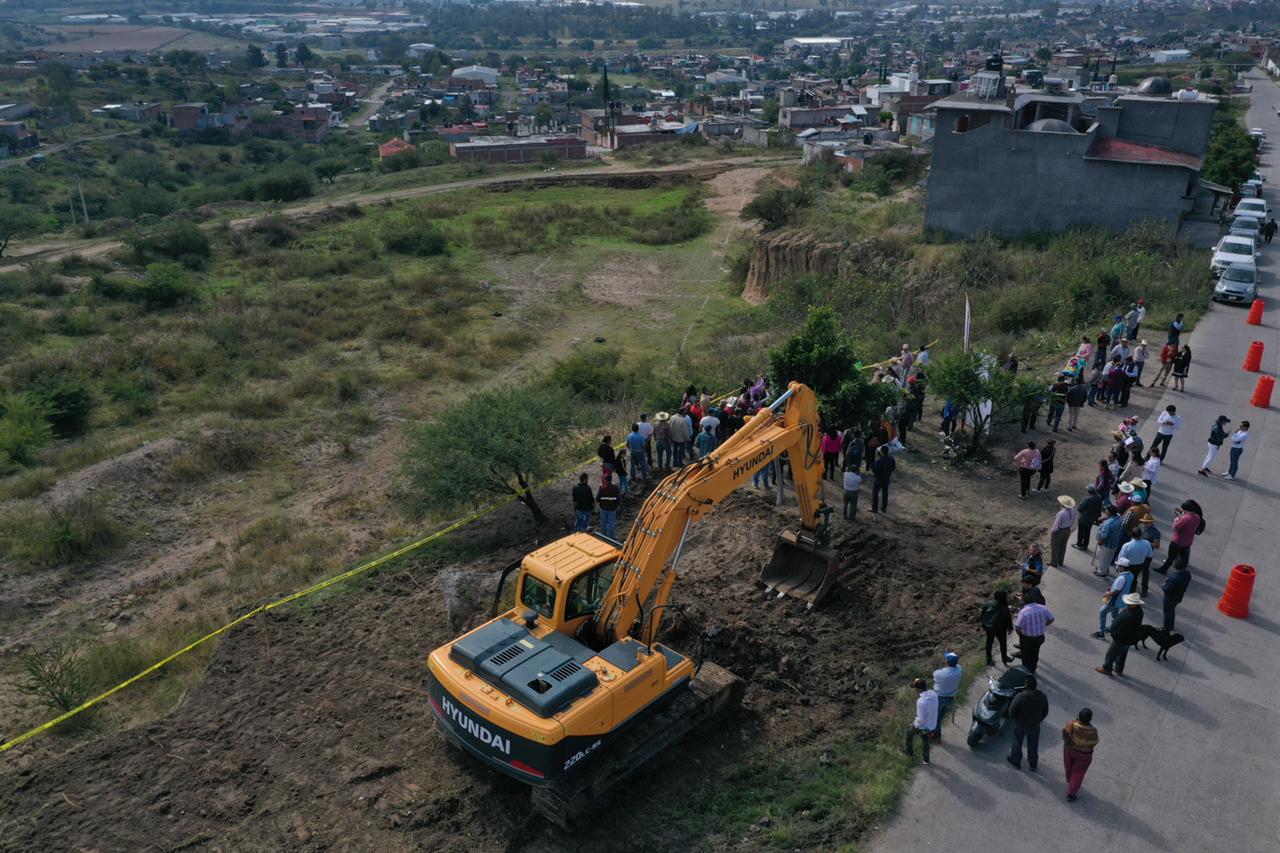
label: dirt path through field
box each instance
[0,155,792,271]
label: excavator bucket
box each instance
[760,528,840,608]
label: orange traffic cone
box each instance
[1243,341,1265,372]
[1251,375,1275,408]
[1247,299,1265,325]
[1217,564,1257,619]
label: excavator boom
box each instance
[595,381,835,644]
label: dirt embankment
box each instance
[742,233,845,303]
[0,453,1032,852]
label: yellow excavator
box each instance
[426,381,839,824]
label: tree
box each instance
[0,202,34,257]
[315,159,345,185]
[599,64,610,109]
[761,98,779,125]
[275,44,289,68]
[926,351,1042,450]
[117,151,168,187]
[245,44,267,69]
[768,307,898,431]
[32,63,80,120]
[403,385,579,524]
[296,42,314,65]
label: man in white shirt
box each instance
[1151,405,1180,460]
[903,677,939,765]
[698,412,720,435]
[841,468,861,519]
[637,413,654,468]
[1225,421,1250,481]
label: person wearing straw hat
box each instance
[1049,495,1076,567]
[1097,593,1144,677]
[1094,558,1134,639]
[653,411,672,472]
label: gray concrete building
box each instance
[923,68,1216,238]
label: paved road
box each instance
[351,79,395,129]
[868,72,1280,852]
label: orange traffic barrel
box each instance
[1243,341,1265,372]
[1251,375,1275,408]
[1247,299,1265,325]
[1217,564,1257,619]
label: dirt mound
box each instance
[41,438,183,508]
[0,481,1026,852]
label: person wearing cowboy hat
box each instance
[1097,592,1145,677]
[1049,495,1076,568]
[653,411,672,471]
[1114,480,1135,514]
[1094,558,1135,639]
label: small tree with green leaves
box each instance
[17,637,94,713]
[927,351,1043,450]
[768,307,898,431]
[403,385,579,524]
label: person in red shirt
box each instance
[1152,342,1178,387]
[1155,499,1204,574]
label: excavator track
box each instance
[529,662,744,827]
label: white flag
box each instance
[963,293,972,353]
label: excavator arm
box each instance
[594,382,833,645]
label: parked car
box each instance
[1236,198,1269,220]
[1244,179,1264,198]
[1252,170,1266,184]
[1211,235,1259,275]
[1229,214,1264,240]
[1249,128,1266,145]
[1214,262,1258,304]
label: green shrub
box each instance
[990,285,1053,334]
[125,220,211,267]
[139,262,197,310]
[0,494,122,569]
[383,217,449,256]
[27,374,95,437]
[252,169,313,202]
[16,637,94,713]
[166,428,266,482]
[0,392,54,470]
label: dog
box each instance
[1136,625,1185,661]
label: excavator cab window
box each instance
[565,561,617,621]
[520,576,557,619]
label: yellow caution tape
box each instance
[3,345,937,754]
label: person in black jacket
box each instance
[1074,485,1103,549]
[871,446,896,513]
[572,473,594,532]
[1162,565,1191,632]
[1097,593,1144,676]
[1006,674,1050,770]
[981,589,1014,666]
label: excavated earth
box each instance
[1,467,1030,852]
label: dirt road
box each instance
[0,154,793,272]
[351,80,396,129]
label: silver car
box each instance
[1214,263,1258,303]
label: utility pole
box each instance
[77,176,89,224]
[68,192,76,225]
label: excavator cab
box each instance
[761,507,839,608]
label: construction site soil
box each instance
[1,458,1032,852]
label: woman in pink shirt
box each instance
[821,427,843,481]
[1076,336,1094,363]
[1156,499,1204,573]
[1014,441,1042,499]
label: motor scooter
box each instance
[967,664,1031,748]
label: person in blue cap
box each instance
[931,652,963,742]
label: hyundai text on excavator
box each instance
[425,381,839,824]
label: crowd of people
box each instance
[570,350,938,535]
[900,297,1238,806]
